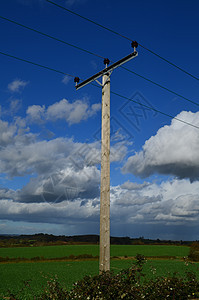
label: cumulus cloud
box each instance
[26,98,101,125]
[16,165,100,204]
[0,120,102,226]
[26,105,45,123]
[0,120,17,147]
[46,99,100,125]
[0,198,99,224]
[0,136,78,177]
[2,108,199,239]
[123,111,199,181]
[8,79,28,93]
[0,188,15,200]
[1,178,199,232]
[121,180,149,190]
[1,176,199,240]
[0,116,125,181]
[0,116,103,204]
[110,178,199,228]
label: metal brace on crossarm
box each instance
[74,42,138,90]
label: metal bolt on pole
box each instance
[75,42,138,273]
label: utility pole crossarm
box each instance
[75,51,138,90]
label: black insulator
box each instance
[104,58,110,65]
[74,77,80,83]
[131,41,138,48]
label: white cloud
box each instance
[26,105,45,123]
[1,111,199,239]
[0,120,17,146]
[1,175,199,240]
[0,137,75,177]
[123,111,199,181]
[0,116,103,203]
[8,79,28,93]
[0,116,125,180]
[0,198,99,224]
[110,178,199,228]
[47,99,100,125]
[15,164,100,204]
[26,98,101,125]
[121,180,149,190]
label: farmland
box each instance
[0,244,197,298]
[1,258,199,298]
[0,244,189,260]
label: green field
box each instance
[1,259,199,298]
[0,244,189,259]
[0,260,99,298]
[0,244,193,298]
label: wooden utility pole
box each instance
[99,72,110,272]
[74,41,138,273]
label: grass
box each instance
[0,260,99,297]
[0,259,199,298]
[0,244,191,298]
[0,244,189,259]
[0,245,99,259]
[110,245,189,258]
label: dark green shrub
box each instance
[188,243,199,261]
[39,275,69,300]
[67,254,199,299]
[68,254,146,299]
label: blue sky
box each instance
[0,0,199,240]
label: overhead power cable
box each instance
[120,66,199,107]
[110,90,199,130]
[46,0,199,82]
[1,15,199,108]
[1,49,197,130]
[0,50,74,77]
[0,15,104,59]
[137,44,199,82]
[91,82,199,130]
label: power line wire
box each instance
[0,49,199,130]
[0,50,74,77]
[0,15,104,59]
[92,82,199,129]
[137,44,199,82]
[46,0,199,83]
[110,90,199,130]
[46,0,131,41]
[120,66,199,107]
[1,15,199,108]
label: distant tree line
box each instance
[0,233,192,247]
